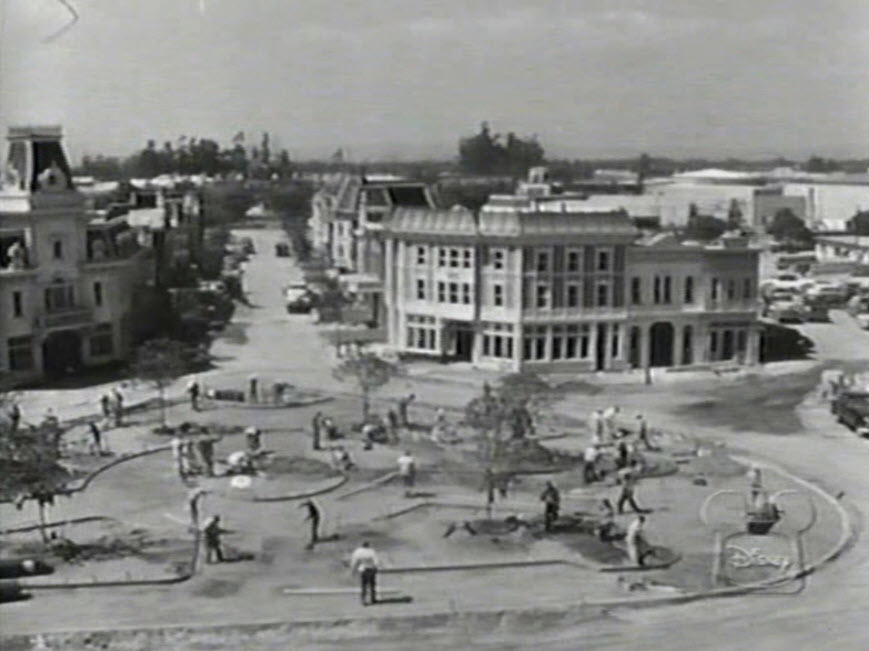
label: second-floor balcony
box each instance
[41,306,94,330]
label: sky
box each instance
[1,0,868,163]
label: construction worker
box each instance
[203,515,228,563]
[300,499,321,549]
[540,481,561,532]
[350,541,380,605]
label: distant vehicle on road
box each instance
[284,282,315,313]
[241,237,255,255]
[832,390,869,436]
[803,280,847,306]
[766,299,804,323]
[800,301,829,322]
[275,242,291,257]
[761,273,811,297]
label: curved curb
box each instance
[0,515,112,536]
[16,523,202,592]
[0,445,171,505]
[218,395,333,410]
[68,445,172,494]
[335,472,399,501]
[250,474,349,503]
[381,558,598,574]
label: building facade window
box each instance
[44,284,74,313]
[683,325,693,365]
[653,276,661,304]
[449,248,460,268]
[481,322,514,359]
[492,248,505,270]
[438,248,447,267]
[448,282,459,304]
[566,249,581,273]
[611,324,620,359]
[596,281,609,307]
[463,249,472,269]
[12,291,23,317]
[536,250,550,272]
[406,315,437,351]
[743,278,753,300]
[437,281,446,302]
[684,276,694,304]
[416,246,427,266]
[89,323,113,357]
[493,283,504,307]
[567,283,580,307]
[596,249,611,272]
[522,326,547,360]
[462,283,472,305]
[727,279,736,301]
[94,281,103,307]
[416,279,426,300]
[536,284,550,308]
[7,336,34,371]
[52,239,63,259]
[566,324,590,359]
[663,276,672,304]
[631,277,641,305]
[711,278,721,301]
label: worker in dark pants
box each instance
[540,481,561,532]
[300,499,321,549]
[89,421,103,454]
[203,515,228,563]
[617,469,646,514]
[350,541,380,605]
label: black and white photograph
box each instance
[0,1,867,649]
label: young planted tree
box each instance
[332,353,401,421]
[498,372,556,439]
[132,338,206,428]
[0,413,70,543]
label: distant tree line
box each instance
[458,122,545,177]
[75,132,293,181]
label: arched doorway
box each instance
[649,322,674,367]
[42,330,83,377]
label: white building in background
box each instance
[381,176,761,372]
[0,126,152,383]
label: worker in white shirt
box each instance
[602,405,620,439]
[589,409,604,442]
[583,444,600,484]
[397,451,416,496]
[350,541,380,605]
[626,515,647,566]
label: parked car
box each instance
[801,301,829,322]
[284,282,315,313]
[766,299,804,323]
[832,390,869,436]
[241,237,255,255]
[803,280,847,306]
[761,273,811,296]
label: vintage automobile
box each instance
[766,299,804,324]
[832,390,869,436]
[800,300,829,322]
[284,282,316,313]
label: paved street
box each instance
[5,227,869,649]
